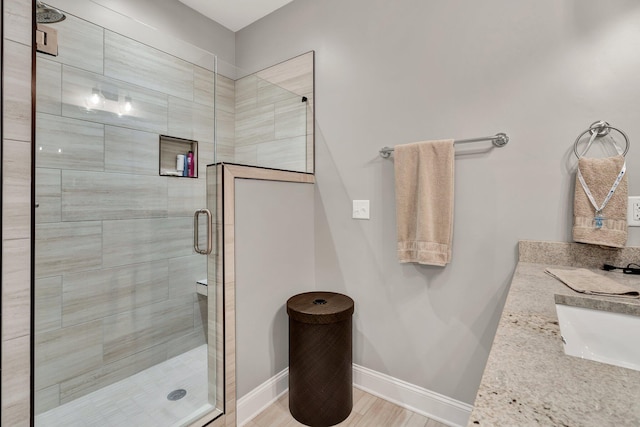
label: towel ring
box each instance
[573,120,630,158]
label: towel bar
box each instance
[379,132,509,158]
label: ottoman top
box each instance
[287,291,354,324]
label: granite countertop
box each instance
[468,241,640,426]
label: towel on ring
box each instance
[545,268,639,298]
[573,154,627,248]
[394,139,454,266]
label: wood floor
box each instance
[245,388,449,427]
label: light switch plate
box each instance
[352,200,370,219]
[628,196,640,226]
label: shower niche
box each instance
[159,135,199,178]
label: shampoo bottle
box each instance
[187,151,194,177]
[183,154,188,177]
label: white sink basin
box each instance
[555,303,640,372]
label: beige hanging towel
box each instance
[573,154,627,248]
[395,139,454,266]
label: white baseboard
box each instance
[352,364,473,427]
[237,368,289,427]
[237,365,472,427]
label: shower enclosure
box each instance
[33,3,221,426]
[32,2,312,426]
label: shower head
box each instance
[36,1,66,24]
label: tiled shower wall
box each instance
[2,0,33,425]
[234,52,314,173]
[33,13,217,413]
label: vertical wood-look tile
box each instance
[234,145,258,167]
[199,140,217,172]
[255,52,314,98]
[4,0,31,45]
[217,109,235,147]
[102,296,194,363]
[194,295,207,330]
[235,75,258,112]
[3,2,33,426]
[102,217,193,267]
[195,66,215,107]
[169,254,207,299]
[256,137,307,172]
[194,102,216,143]
[215,74,235,113]
[45,13,104,74]
[167,175,207,217]
[35,221,103,278]
[166,329,206,359]
[168,96,195,140]
[104,31,194,101]
[61,261,170,327]
[104,126,158,175]
[274,99,307,140]
[58,345,168,404]
[35,320,104,390]
[61,170,168,220]
[214,143,235,163]
[35,168,62,224]
[235,105,275,146]
[168,96,215,143]
[34,384,60,415]
[1,335,30,427]
[257,77,299,107]
[35,276,62,333]
[36,57,63,115]
[4,41,31,140]
[2,139,32,240]
[2,239,31,341]
[62,66,169,134]
[36,113,105,171]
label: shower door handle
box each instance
[193,209,212,255]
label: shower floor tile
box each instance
[35,344,213,427]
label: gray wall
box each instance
[236,0,640,403]
[235,179,315,398]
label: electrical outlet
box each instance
[352,200,370,220]
[628,196,640,226]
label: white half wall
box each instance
[234,178,315,399]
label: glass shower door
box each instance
[33,3,221,426]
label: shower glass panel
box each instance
[232,75,308,172]
[33,3,220,426]
[216,53,314,173]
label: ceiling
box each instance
[178,0,295,32]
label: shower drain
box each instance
[167,389,187,401]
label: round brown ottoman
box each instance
[287,291,354,427]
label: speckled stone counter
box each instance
[468,241,640,426]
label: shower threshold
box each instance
[35,344,212,427]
